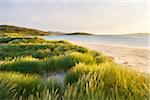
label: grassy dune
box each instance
[0,36,149,100]
[0,25,50,36]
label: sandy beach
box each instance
[72,41,150,74]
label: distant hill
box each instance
[65,32,92,35]
[48,31,92,35]
[0,25,50,36]
[125,33,149,36]
[0,25,93,36]
[48,31,66,35]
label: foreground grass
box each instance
[0,63,149,100]
[0,36,149,100]
[65,63,150,100]
[0,72,61,100]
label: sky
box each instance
[0,0,149,34]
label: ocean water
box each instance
[41,35,149,48]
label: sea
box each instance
[40,35,149,48]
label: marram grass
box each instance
[0,52,109,73]
[0,37,149,100]
[65,63,150,100]
[0,72,61,100]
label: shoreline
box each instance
[71,41,150,74]
[71,41,149,50]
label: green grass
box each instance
[0,72,61,100]
[65,63,150,100]
[0,57,43,73]
[0,52,105,73]
[0,36,149,100]
[17,88,60,100]
[0,41,88,60]
[43,52,98,72]
[0,37,47,44]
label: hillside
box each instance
[0,25,50,36]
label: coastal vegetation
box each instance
[0,29,149,100]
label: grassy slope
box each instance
[0,36,149,100]
[0,25,50,36]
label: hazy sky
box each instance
[0,0,149,34]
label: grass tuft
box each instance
[65,63,150,100]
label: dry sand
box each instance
[72,41,150,74]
